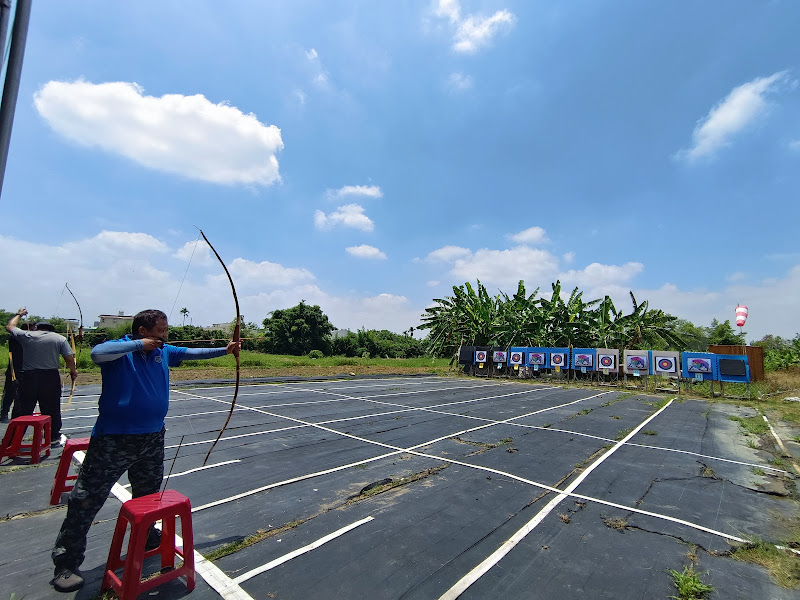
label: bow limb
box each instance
[200,229,241,466]
[65,284,83,408]
[65,322,77,408]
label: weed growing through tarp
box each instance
[731,539,800,588]
[667,564,713,599]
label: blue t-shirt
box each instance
[90,336,225,435]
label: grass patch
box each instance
[753,467,766,476]
[728,415,769,435]
[731,539,800,588]
[566,408,592,420]
[770,457,786,467]
[203,518,309,561]
[346,466,447,505]
[604,516,628,530]
[615,428,633,441]
[667,564,713,599]
[610,415,622,420]
[642,429,658,436]
[746,439,759,449]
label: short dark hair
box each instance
[131,309,168,338]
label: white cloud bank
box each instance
[433,0,515,54]
[34,80,283,185]
[508,226,548,245]
[314,204,374,232]
[678,71,788,161]
[0,231,422,335]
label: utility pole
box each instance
[0,0,32,199]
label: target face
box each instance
[528,352,545,365]
[626,355,647,370]
[655,357,676,373]
[510,352,522,364]
[550,353,565,366]
[574,354,593,367]
[598,354,615,369]
[475,351,487,363]
[493,351,507,363]
[688,358,711,373]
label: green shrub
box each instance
[308,349,324,359]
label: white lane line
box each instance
[231,516,374,584]
[439,400,671,599]
[180,387,800,558]
[297,387,795,477]
[120,460,241,488]
[762,414,800,475]
[67,449,253,600]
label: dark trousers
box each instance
[1,364,19,417]
[52,429,166,570]
[15,370,63,436]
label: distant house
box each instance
[95,312,134,329]
[202,322,234,332]
[332,329,351,339]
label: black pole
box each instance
[0,1,12,74]
[0,0,32,199]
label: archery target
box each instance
[598,354,615,369]
[550,353,566,366]
[493,351,507,363]
[574,353,593,367]
[510,352,523,365]
[475,350,487,363]
[626,355,648,370]
[528,352,545,365]
[655,356,677,374]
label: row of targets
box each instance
[457,346,751,382]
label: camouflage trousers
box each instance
[52,428,165,570]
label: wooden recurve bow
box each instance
[200,229,241,466]
[65,283,83,407]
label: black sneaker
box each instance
[0,415,8,423]
[145,526,162,550]
[51,567,84,592]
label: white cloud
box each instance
[305,47,330,88]
[432,1,515,54]
[434,0,461,23]
[346,245,387,260]
[562,251,575,264]
[174,239,212,266]
[678,71,788,161]
[427,280,440,287]
[509,226,548,245]
[328,185,383,200]
[450,246,560,287]
[34,80,283,185]
[220,257,315,288]
[425,245,472,262]
[314,204,374,232]
[447,72,473,92]
[559,262,644,289]
[454,11,516,53]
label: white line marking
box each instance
[68,449,253,600]
[232,516,374,584]
[120,460,241,488]
[439,400,671,599]
[762,414,800,475]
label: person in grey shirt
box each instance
[6,308,77,444]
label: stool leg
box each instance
[120,518,149,600]
[161,517,176,569]
[102,518,131,592]
[180,511,196,590]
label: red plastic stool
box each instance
[49,437,91,505]
[0,414,51,464]
[102,490,195,599]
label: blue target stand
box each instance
[549,347,569,380]
[473,346,490,377]
[457,346,475,376]
[596,348,620,387]
[570,348,596,384]
[507,347,526,378]
[681,352,717,395]
[652,351,681,394]
[716,354,751,398]
[524,348,548,380]
[623,349,650,390]
[490,347,508,378]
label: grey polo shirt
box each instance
[8,328,73,371]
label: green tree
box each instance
[706,319,744,346]
[262,301,334,355]
[180,307,189,325]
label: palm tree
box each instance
[180,307,189,326]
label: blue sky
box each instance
[1,0,798,341]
